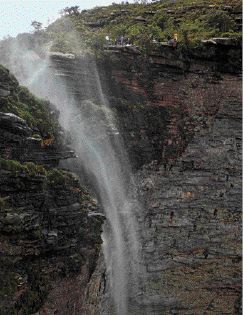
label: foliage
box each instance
[0,73,57,144]
[0,159,47,176]
[20,0,240,63]
[47,168,74,186]
[46,168,92,206]
[31,21,43,32]
[204,9,237,33]
[0,159,27,174]
[17,86,55,139]
[60,6,80,16]
[24,162,47,176]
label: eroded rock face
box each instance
[47,48,242,314]
[0,65,106,314]
[97,107,242,314]
[92,48,241,314]
[123,76,242,314]
[0,164,106,314]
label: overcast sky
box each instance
[0,0,138,40]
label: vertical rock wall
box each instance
[95,53,242,314]
[128,76,242,314]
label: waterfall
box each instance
[2,39,145,314]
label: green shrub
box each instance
[35,165,47,176]
[0,159,47,176]
[47,168,67,185]
[204,9,237,33]
[24,162,39,176]
[0,97,11,112]
[17,86,55,138]
[47,169,80,188]
[0,159,27,174]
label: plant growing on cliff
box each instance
[47,168,67,186]
[0,159,26,174]
[46,168,91,206]
[204,9,237,33]
[24,162,46,176]
[17,86,56,138]
[0,159,47,178]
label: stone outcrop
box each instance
[0,163,106,314]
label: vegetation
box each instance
[46,168,92,206]
[38,0,241,58]
[0,0,239,61]
[0,65,61,146]
[0,159,47,176]
[47,168,79,186]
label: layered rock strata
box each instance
[0,65,106,314]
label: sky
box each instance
[0,0,137,40]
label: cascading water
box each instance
[2,39,146,314]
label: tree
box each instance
[60,6,80,16]
[204,10,237,33]
[31,20,43,32]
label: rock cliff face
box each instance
[0,39,241,315]
[46,46,242,314]
[132,105,242,314]
[91,45,241,313]
[0,65,106,314]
